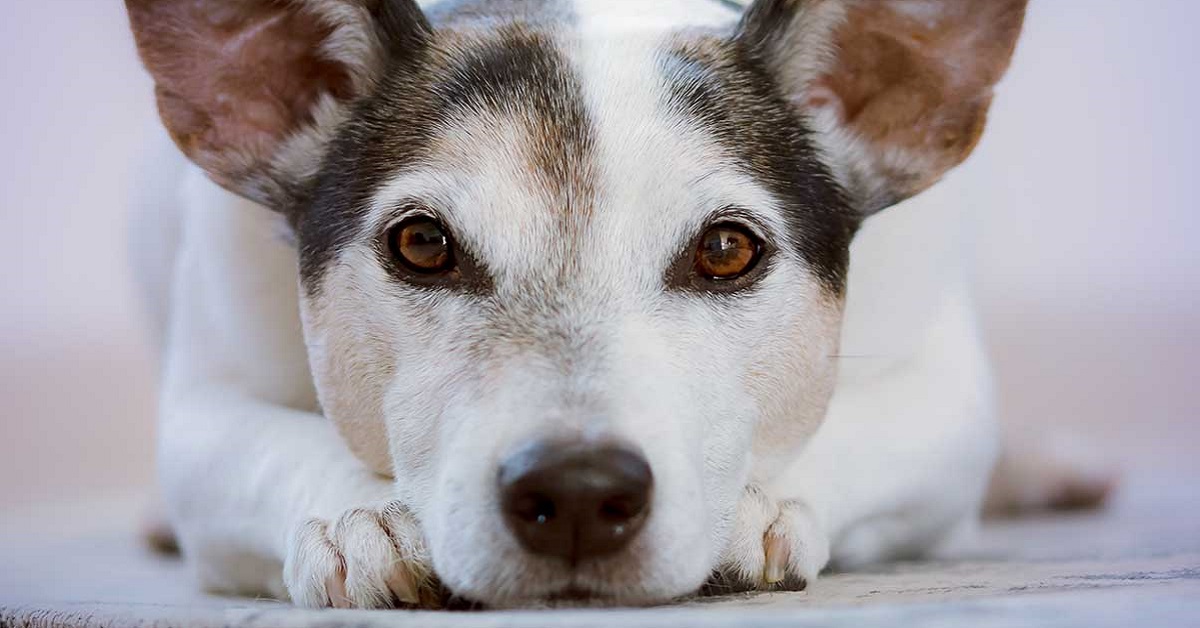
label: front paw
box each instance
[705,487,830,595]
[285,502,443,609]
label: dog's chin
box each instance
[443,552,713,609]
[437,554,710,610]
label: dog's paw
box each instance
[284,502,442,609]
[704,486,830,595]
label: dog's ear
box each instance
[738,0,1027,214]
[126,0,429,209]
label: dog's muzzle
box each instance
[498,441,653,564]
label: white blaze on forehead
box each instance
[362,16,797,294]
[557,13,843,481]
[565,5,797,283]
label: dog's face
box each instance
[300,18,853,603]
[129,0,1025,606]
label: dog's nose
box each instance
[498,442,653,563]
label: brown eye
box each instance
[695,223,762,280]
[388,216,455,274]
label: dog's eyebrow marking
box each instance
[657,36,858,297]
[433,27,596,219]
[298,13,596,296]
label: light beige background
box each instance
[1,1,1197,513]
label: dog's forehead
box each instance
[428,0,737,29]
[300,0,853,297]
[364,34,780,285]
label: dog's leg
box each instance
[161,390,440,607]
[787,281,999,569]
[715,281,997,588]
[984,430,1116,515]
[157,171,436,608]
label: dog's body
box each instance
[129,0,1042,608]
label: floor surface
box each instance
[2,472,1197,627]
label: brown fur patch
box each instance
[127,0,355,199]
[738,0,1027,213]
[443,25,596,221]
[126,0,431,208]
[813,0,1026,201]
[985,439,1117,517]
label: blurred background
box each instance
[0,0,1196,518]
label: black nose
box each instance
[498,442,653,563]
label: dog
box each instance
[124,0,1108,609]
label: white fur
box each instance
[135,0,1000,608]
[142,165,394,598]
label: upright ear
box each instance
[126,0,429,209]
[738,0,1027,214]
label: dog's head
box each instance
[129,0,1025,606]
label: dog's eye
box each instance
[694,223,762,281]
[388,217,455,274]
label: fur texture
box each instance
[128,0,1036,608]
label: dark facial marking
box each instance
[433,25,595,219]
[732,0,793,58]
[296,13,593,297]
[659,34,860,296]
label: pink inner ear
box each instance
[129,0,354,188]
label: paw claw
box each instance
[763,532,789,585]
[326,569,350,608]
[708,488,828,597]
[386,570,421,606]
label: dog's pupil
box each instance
[696,225,758,280]
[393,218,452,273]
